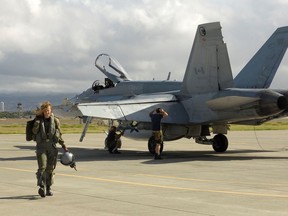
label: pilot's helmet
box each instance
[60,152,76,168]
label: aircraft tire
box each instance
[148,136,163,154]
[212,134,228,152]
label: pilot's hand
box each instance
[62,144,69,152]
[34,120,40,126]
[33,120,40,130]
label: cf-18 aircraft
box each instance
[61,22,288,154]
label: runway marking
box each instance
[136,174,288,187]
[1,166,288,199]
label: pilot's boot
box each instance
[37,172,46,197]
[38,185,46,197]
[45,172,54,196]
[46,186,53,196]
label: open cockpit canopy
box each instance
[95,54,132,83]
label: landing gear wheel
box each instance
[148,136,163,154]
[212,134,228,152]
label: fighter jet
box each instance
[76,22,288,154]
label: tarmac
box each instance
[0,130,288,216]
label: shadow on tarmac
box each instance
[0,195,40,200]
[1,145,286,164]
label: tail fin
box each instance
[180,22,233,95]
[234,26,288,88]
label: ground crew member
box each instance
[106,126,123,154]
[149,108,168,159]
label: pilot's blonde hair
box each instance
[35,101,52,116]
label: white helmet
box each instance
[61,152,77,170]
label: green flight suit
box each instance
[32,114,65,187]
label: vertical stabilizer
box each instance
[180,22,233,95]
[234,26,288,88]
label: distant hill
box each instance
[0,92,77,112]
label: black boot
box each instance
[38,186,46,198]
[46,186,53,196]
[154,154,163,160]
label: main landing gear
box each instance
[195,134,228,153]
[147,134,229,154]
[148,136,163,154]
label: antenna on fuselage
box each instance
[167,72,171,80]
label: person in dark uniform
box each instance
[106,126,123,154]
[32,101,68,197]
[105,78,115,88]
[149,108,168,159]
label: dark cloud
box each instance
[0,0,287,93]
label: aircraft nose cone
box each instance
[277,96,288,110]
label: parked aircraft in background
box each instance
[57,22,288,154]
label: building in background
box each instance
[0,101,4,112]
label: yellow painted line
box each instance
[1,166,288,198]
[136,174,288,187]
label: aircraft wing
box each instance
[77,93,189,124]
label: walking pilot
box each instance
[32,101,69,197]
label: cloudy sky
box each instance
[0,0,287,94]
